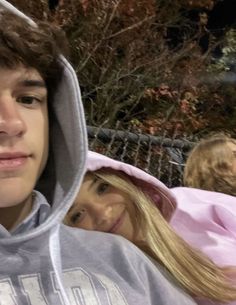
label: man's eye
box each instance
[97,182,109,195]
[17,96,41,105]
[70,209,86,224]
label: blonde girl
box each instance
[64,151,236,305]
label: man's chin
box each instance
[0,183,34,209]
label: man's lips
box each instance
[0,152,30,169]
[108,210,126,233]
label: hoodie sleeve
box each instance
[61,227,198,305]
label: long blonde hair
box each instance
[95,169,236,303]
[184,133,236,196]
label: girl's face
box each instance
[65,173,137,241]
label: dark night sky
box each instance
[208,0,236,30]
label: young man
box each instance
[0,1,198,304]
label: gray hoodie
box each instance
[0,1,197,304]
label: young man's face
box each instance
[0,66,49,208]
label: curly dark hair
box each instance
[0,10,69,95]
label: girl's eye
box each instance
[97,182,110,195]
[70,209,86,225]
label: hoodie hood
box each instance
[86,151,177,221]
[0,0,87,243]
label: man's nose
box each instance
[0,95,26,137]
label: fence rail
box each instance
[87,126,195,149]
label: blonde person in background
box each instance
[184,133,236,196]
[64,150,236,305]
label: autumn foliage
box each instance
[9,0,236,140]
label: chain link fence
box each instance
[87,126,195,187]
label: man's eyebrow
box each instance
[19,79,46,88]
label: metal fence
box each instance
[87,126,195,187]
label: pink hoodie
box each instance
[86,151,236,268]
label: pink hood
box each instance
[86,151,177,221]
[87,151,236,269]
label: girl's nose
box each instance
[91,204,113,230]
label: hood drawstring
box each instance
[49,225,70,305]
